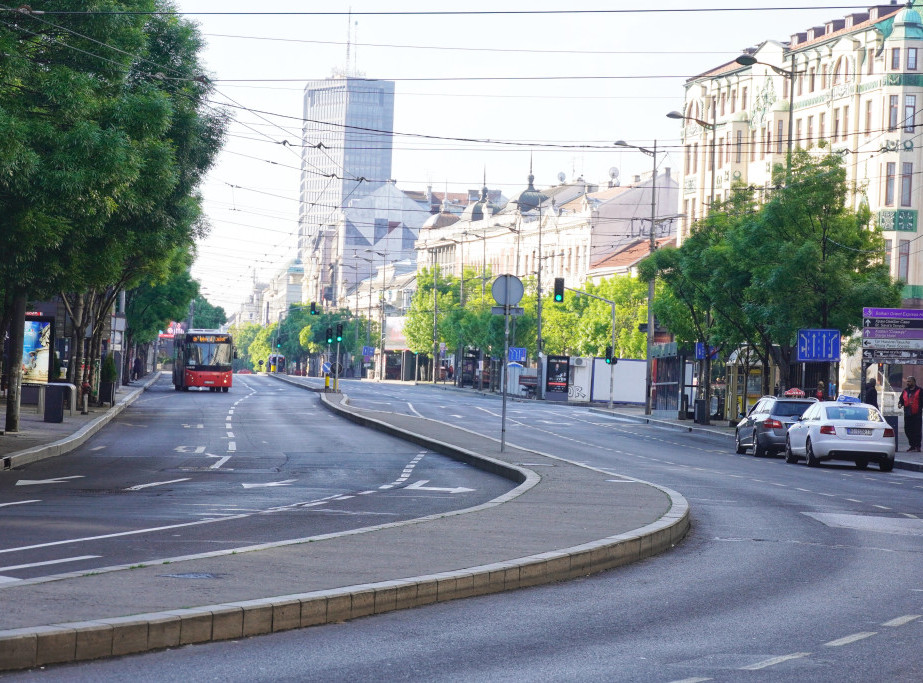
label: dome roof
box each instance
[422,211,460,229]
[511,172,548,213]
[892,3,923,39]
[460,182,499,222]
[895,4,922,26]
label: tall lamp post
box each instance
[667,108,717,423]
[735,53,795,177]
[615,139,659,415]
[365,249,387,380]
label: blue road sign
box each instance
[508,347,527,362]
[695,342,718,360]
[362,345,375,356]
[797,329,841,362]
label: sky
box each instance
[179,1,863,313]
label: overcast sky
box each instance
[178,1,858,312]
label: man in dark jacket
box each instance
[864,378,879,408]
[898,376,922,452]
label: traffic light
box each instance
[335,323,343,343]
[310,302,318,315]
[605,345,613,364]
[276,334,284,349]
[553,278,564,302]
[325,327,333,344]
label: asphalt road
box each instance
[5,380,922,681]
[0,376,513,583]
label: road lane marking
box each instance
[125,478,191,491]
[174,446,206,453]
[90,446,106,451]
[209,455,231,470]
[882,615,920,627]
[405,480,475,494]
[228,441,237,452]
[0,500,40,508]
[406,402,424,417]
[15,476,84,487]
[824,632,876,647]
[0,555,100,572]
[241,479,296,489]
[227,431,234,438]
[740,653,811,670]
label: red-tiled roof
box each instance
[591,237,675,270]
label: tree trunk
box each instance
[5,292,27,433]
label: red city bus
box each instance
[172,330,235,392]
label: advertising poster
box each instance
[545,354,570,401]
[23,319,53,383]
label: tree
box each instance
[190,294,227,330]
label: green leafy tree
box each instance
[190,294,227,329]
[228,321,261,371]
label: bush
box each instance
[101,354,118,383]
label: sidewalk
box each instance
[0,376,688,671]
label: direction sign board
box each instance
[863,317,923,329]
[796,329,841,362]
[362,345,375,356]
[862,337,923,350]
[508,347,527,363]
[863,307,923,319]
[862,349,923,364]
[695,342,718,360]
[862,327,923,340]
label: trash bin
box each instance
[694,398,709,424]
[885,415,899,452]
[44,385,65,423]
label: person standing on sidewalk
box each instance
[898,376,922,452]
[864,378,879,408]
[814,381,826,401]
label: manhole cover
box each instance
[158,572,224,580]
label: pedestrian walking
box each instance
[864,378,879,409]
[898,376,922,452]
[132,356,143,382]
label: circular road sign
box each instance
[492,274,524,306]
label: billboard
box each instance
[545,355,570,401]
[159,321,187,339]
[23,318,53,383]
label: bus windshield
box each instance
[182,333,233,368]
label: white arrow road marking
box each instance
[208,455,231,470]
[15,476,84,487]
[174,446,206,453]
[404,480,474,494]
[241,479,296,489]
[0,555,100,572]
[0,500,40,508]
[182,424,204,429]
[125,478,191,491]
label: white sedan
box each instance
[785,401,895,472]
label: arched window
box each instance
[832,57,849,85]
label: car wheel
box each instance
[880,460,894,473]
[805,438,819,467]
[753,437,767,458]
[222,387,229,393]
[855,459,869,470]
[735,431,747,454]
[785,436,799,464]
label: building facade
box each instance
[675,1,923,300]
[297,76,395,301]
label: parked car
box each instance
[735,396,817,457]
[784,401,895,471]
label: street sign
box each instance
[695,342,718,360]
[863,307,923,319]
[362,345,375,356]
[863,317,923,329]
[491,274,524,306]
[862,327,923,340]
[862,349,923,360]
[796,329,841,362]
[508,347,527,362]
[861,337,923,350]
[491,306,524,316]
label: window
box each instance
[899,240,910,281]
[892,48,901,70]
[865,99,873,137]
[885,239,892,270]
[797,72,804,96]
[807,116,814,146]
[693,142,698,173]
[796,119,802,149]
[750,130,757,161]
[720,92,726,115]
[868,48,876,75]
[765,128,771,157]
[842,106,849,140]
[910,48,919,71]
[833,108,840,141]
[905,94,917,132]
[889,95,899,130]
[685,144,691,174]
[886,162,896,206]
[736,129,743,163]
[717,139,724,168]
[726,134,731,163]
[777,120,784,154]
[741,87,748,110]
[819,112,826,139]
[761,127,767,160]
[822,64,828,89]
[730,89,736,113]
[809,67,816,92]
[901,162,913,207]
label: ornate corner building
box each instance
[675,1,923,302]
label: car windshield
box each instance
[823,406,882,422]
[773,401,813,417]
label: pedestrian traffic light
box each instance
[553,278,564,302]
[605,345,613,364]
[335,323,343,342]
[310,302,318,315]
[325,327,333,344]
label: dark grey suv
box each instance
[735,396,817,457]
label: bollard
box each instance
[324,374,330,392]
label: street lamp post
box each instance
[667,108,718,424]
[615,139,659,415]
[735,53,795,177]
[365,249,387,380]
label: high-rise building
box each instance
[298,76,395,302]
